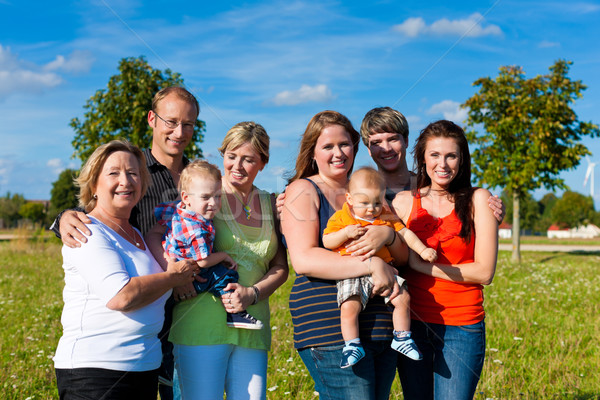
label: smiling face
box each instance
[149,92,197,159]
[313,124,354,181]
[222,142,266,191]
[93,151,142,217]
[424,136,461,190]
[181,174,222,220]
[367,131,408,174]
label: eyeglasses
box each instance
[153,111,195,132]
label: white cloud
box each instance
[47,158,65,175]
[539,40,560,48]
[0,44,63,97]
[393,13,502,38]
[0,158,13,186]
[44,50,94,73]
[427,100,468,122]
[272,84,335,106]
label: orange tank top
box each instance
[405,194,484,326]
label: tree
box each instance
[500,189,540,233]
[463,60,600,262]
[550,191,595,229]
[535,193,558,233]
[19,202,46,227]
[71,56,205,162]
[0,192,26,228]
[48,169,80,220]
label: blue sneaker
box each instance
[391,333,422,360]
[226,311,263,330]
[340,343,365,368]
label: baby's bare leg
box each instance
[389,285,411,332]
[340,295,362,341]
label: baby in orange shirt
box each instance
[323,167,437,368]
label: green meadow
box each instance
[1,234,599,399]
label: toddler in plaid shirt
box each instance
[323,167,437,368]
[154,160,263,330]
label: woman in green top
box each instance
[150,122,288,399]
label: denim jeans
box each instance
[55,367,158,400]
[397,319,486,400]
[298,339,397,400]
[194,262,238,297]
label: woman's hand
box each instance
[59,210,92,248]
[368,257,398,297]
[221,283,254,313]
[173,283,197,302]
[345,225,394,260]
[166,258,198,287]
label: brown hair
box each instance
[360,107,409,146]
[152,86,200,118]
[76,140,149,212]
[179,160,222,193]
[413,120,473,240]
[218,121,270,164]
[288,110,360,183]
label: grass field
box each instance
[1,233,599,399]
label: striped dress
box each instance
[288,179,394,350]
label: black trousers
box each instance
[55,367,158,400]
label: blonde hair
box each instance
[348,166,386,194]
[179,159,222,193]
[76,140,149,212]
[218,121,270,164]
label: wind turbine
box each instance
[583,157,596,198]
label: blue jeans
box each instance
[193,262,238,297]
[397,319,486,400]
[298,339,397,400]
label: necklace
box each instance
[229,185,254,220]
[97,209,141,247]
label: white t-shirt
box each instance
[53,216,171,372]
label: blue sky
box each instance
[1,0,599,205]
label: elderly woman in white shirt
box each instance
[53,140,197,400]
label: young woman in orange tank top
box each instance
[392,120,499,400]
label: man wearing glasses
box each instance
[52,86,200,400]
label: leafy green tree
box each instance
[550,191,595,229]
[500,189,540,233]
[0,192,26,228]
[463,60,600,262]
[71,56,205,162]
[48,169,80,220]
[535,193,558,232]
[19,202,46,226]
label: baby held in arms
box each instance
[322,167,436,368]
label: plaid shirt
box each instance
[154,201,215,262]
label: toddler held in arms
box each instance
[323,167,436,368]
[153,160,263,329]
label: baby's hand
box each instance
[345,224,366,240]
[420,248,437,262]
[223,254,238,271]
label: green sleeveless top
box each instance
[169,189,278,351]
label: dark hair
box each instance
[288,110,360,183]
[413,120,474,240]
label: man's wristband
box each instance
[251,285,260,305]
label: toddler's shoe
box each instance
[226,311,264,330]
[391,333,422,361]
[340,343,366,369]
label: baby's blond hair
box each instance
[179,160,222,193]
[348,166,386,194]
